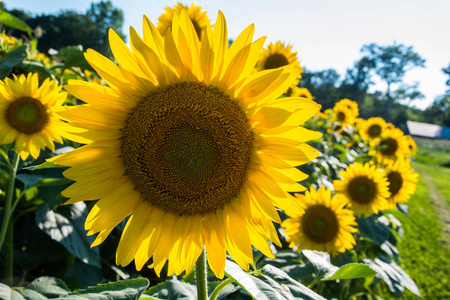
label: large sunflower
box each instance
[282,186,357,256]
[384,157,419,209]
[369,127,409,163]
[49,10,322,278]
[359,117,386,142]
[157,2,210,41]
[0,73,79,160]
[333,162,390,217]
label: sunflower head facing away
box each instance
[157,2,210,40]
[282,186,357,256]
[49,10,322,279]
[0,73,72,160]
[333,162,390,217]
[384,157,419,209]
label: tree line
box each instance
[2,1,449,129]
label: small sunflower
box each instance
[0,73,79,160]
[157,2,210,40]
[369,127,409,163]
[282,186,357,256]
[384,157,419,209]
[332,102,357,127]
[334,162,390,217]
[404,135,417,156]
[256,41,301,72]
[359,117,386,142]
[50,10,321,278]
[334,98,359,118]
[285,85,313,99]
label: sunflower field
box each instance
[0,3,448,300]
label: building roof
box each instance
[406,121,450,139]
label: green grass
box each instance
[383,140,450,299]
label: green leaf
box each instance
[144,279,196,300]
[224,260,270,300]
[24,161,63,171]
[356,215,396,247]
[301,250,339,280]
[0,45,27,79]
[364,257,422,297]
[0,284,12,300]
[58,278,149,300]
[16,174,70,190]
[322,263,377,281]
[260,264,326,300]
[19,61,53,79]
[36,202,101,267]
[57,45,94,70]
[13,289,48,300]
[65,262,103,289]
[26,276,70,298]
[0,10,32,34]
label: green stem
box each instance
[196,248,208,300]
[0,152,19,286]
[0,153,19,251]
[209,278,234,300]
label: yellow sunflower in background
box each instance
[369,127,409,163]
[334,162,390,217]
[359,117,386,142]
[49,10,322,279]
[334,98,359,118]
[404,134,417,156]
[157,2,210,40]
[284,84,313,99]
[384,157,419,209]
[282,186,357,256]
[0,73,79,160]
[256,41,301,72]
[331,99,359,127]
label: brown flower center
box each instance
[5,97,48,134]
[368,124,382,138]
[387,171,403,197]
[121,82,253,216]
[379,138,398,156]
[348,176,377,204]
[264,53,289,70]
[302,205,339,243]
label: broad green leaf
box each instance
[260,264,326,300]
[26,276,70,298]
[301,250,338,280]
[144,279,196,300]
[364,257,422,297]
[57,45,94,70]
[36,202,101,267]
[322,263,377,281]
[0,284,12,300]
[0,45,27,79]
[356,215,396,247]
[58,278,149,300]
[224,260,269,300]
[19,61,53,79]
[0,10,32,34]
[16,174,70,190]
[13,289,48,300]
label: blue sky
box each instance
[7,0,450,109]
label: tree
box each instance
[357,43,425,120]
[6,1,125,58]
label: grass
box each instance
[383,139,450,299]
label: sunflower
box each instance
[157,2,210,41]
[384,157,419,209]
[404,135,417,156]
[282,186,357,256]
[359,117,386,142]
[369,127,409,163]
[256,41,301,72]
[285,85,313,99]
[0,73,80,160]
[333,162,390,217]
[334,98,359,118]
[49,10,321,279]
[332,98,359,126]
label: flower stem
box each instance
[209,277,234,300]
[0,152,19,286]
[0,152,19,251]
[196,248,208,300]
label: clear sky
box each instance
[6,0,450,109]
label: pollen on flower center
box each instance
[5,97,48,134]
[264,53,290,69]
[302,205,339,243]
[121,82,253,216]
[348,176,377,203]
